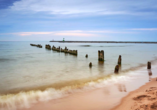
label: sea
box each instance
[0,41,157,110]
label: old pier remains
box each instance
[114,65,119,73]
[30,44,42,48]
[51,45,77,55]
[98,50,104,61]
[45,44,51,50]
[118,55,122,65]
[147,62,151,69]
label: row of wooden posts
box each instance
[45,44,78,55]
[90,50,151,74]
[30,44,42,48]
[30,44,152,73]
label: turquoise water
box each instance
[0,41,157,94]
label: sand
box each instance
[17,77,156,110]
[112,78,157,110]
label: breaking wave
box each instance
[0,73,131,110]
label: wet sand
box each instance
[19,86,125,110]
[19,78,157,110]
[18,77,157,110]
[112,78,157,110]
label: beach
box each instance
[1,0,157,109]
[17,64,157,110]
[18,74,157,110]
[112,78,157,110]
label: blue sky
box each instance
[0,0,157,41]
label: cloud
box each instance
[12,32,54,36]
[130,28,157,31]
[9,0,157,16]
[3,31,97,37]
[1,30,134,37]
[54,32,96,37]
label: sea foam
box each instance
[0,73,131,110]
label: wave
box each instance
[0,73,131,110]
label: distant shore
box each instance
[49,41,157,44]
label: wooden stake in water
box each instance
[89,62,92,67]
[147,62,151,69]
[118,55,122,65]
[114,65,119,73]
[85,54,88,58]
[98,50,104,61]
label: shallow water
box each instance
[0,41,157,110]
[0,41,157,93]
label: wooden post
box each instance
[114,65,119,73]
[147,62,151,69]
[57,46,60,52]
[98,50,104,61]
[45,44,51,50]
[74,50,77,55]
[85,54,88,58]
[118,55,122,65]
[89,62,92,67]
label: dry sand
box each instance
[112,78,157,110]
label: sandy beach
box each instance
[17,77,157,110]
[112,78,157,110]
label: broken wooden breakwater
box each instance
[46,45,78,55]
[49,41,157,44]
[30,44,42,48]
[98,50,104,61]
[45,44,51,50]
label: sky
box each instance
[0,0,157,41]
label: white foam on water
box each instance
[0,73,132,110]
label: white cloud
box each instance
[4,31,98,37]
[9,0,157,15]
[1,30,135,37]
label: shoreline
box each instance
[111,77,157,110]
[1,63,157,110]
[17,70,157,110]
[18,77,157,110]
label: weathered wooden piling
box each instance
[89,62,92,67]
[37,44,42,48]
[64,47,68,53]
[118,55,122,65]
[45,44,51,50]
[30,44,42,48]
[114,65,119,73]
[56,46,60,52]
[98,50,104,61]
[61,48,64,52]
[147,62,151,69]
[30,44,37,46]
[52,45,56,50]
[73,50,77,55]
[85,54,88,58]
[68,50,77,55]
